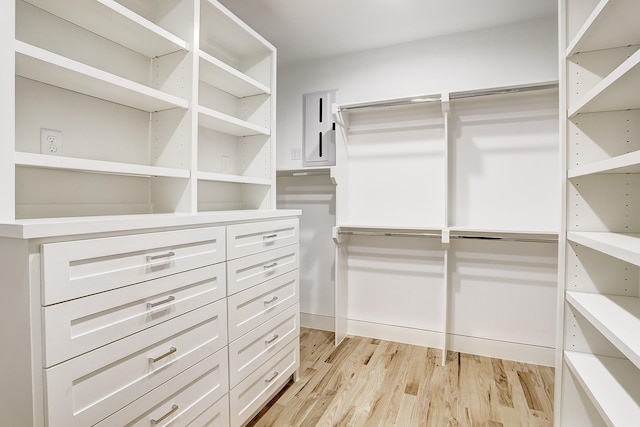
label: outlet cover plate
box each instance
[41,128,63,156]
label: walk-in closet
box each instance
[0,0,636,426]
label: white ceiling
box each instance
[218,0,558,65]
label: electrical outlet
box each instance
[221,155,229,173]
[41,129,63,156]
[291,148,302,160]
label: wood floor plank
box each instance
[249,328,554,427]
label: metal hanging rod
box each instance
[336,82,558,112]
[338,230,441,238]
[451,234,558,243]
[336,230,557,243]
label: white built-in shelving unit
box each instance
[558,0,640,425]
[330,83,560,365]
[6,0,276,221]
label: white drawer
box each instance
[227,270,299,342]
[95,348,229,427]
[42,263,226,367]
[41,226,226,304]
[44,301,227,427]
[227,244,299,295]
[229,304,299,388]
[227,218,298,260]
[230,338,299,427]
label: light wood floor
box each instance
[248,328,554,427]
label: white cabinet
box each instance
[226,220,300,426]
[0,213,300,427]
[331,85,560,365]
[6,0,276,221]
[558,0,640,425]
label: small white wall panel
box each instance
[451,91,559,230]
[347,236,444,331]
[276,175,335,320]
[449,240,558,348]
[346,104,445,227]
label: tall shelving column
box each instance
[558,0,640,425]
[0,0,14,220]
[6,0,277,221]
[197,0,276,213]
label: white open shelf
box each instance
[567,291,640,369]
[198,105,270,136]
[200,0,273,65]
[197,171,271,186]
[15,41,188,113]
[199,50,269,98]
[569,49,640,117]
[564,351,640,427]
[336,224,443,235]
[448,226,559,239]
[22,0,189,58]
[566,0,640,57]
[277,167,335,177]
[15,152,190,179]
[569,150,640,177]
[568,232,640,266]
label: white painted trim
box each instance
[346,319,555,366]
[448,333,555,367]
[300,313,334,332]
[347,319,444,350]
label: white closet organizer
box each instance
[0,213,300,427]
[1,2,298,426]
[332,83,560,365]
[197,0,275,213]
[558,0,640,425]
[7,0,276,221]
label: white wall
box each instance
[275,16,560,360]
[276,16,558,170]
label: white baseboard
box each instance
[347,319,444,349]
[345,319,555,367]
[300,312,334,331]
[447,333,555,367]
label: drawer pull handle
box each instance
[150,404,179,425]
[265,371,279,383]
[149,347,177,363]
[263,234,278,239]
[147,295,175,309]
[265,334,279,344]
[264,296,278,304]
[147,251,175,262]
[264,262,278,269]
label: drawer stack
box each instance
[226,219,300,426]
[35,217,300,426]
[40,226,230,426]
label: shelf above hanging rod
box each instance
[276,167,333,177]
[335,81,559,112]
[334,229,558,243]
[449,82,558,100]
[337,230,441,238]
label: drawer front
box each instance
[42,263,226,367]
[229,304,299,388]
[230,338,300,427]
[41,226,226,304]
[228,270,299,342]
[227,244,299,295]
[227,218,298,260]
[44,301,227,427]
[95,349,229,427]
